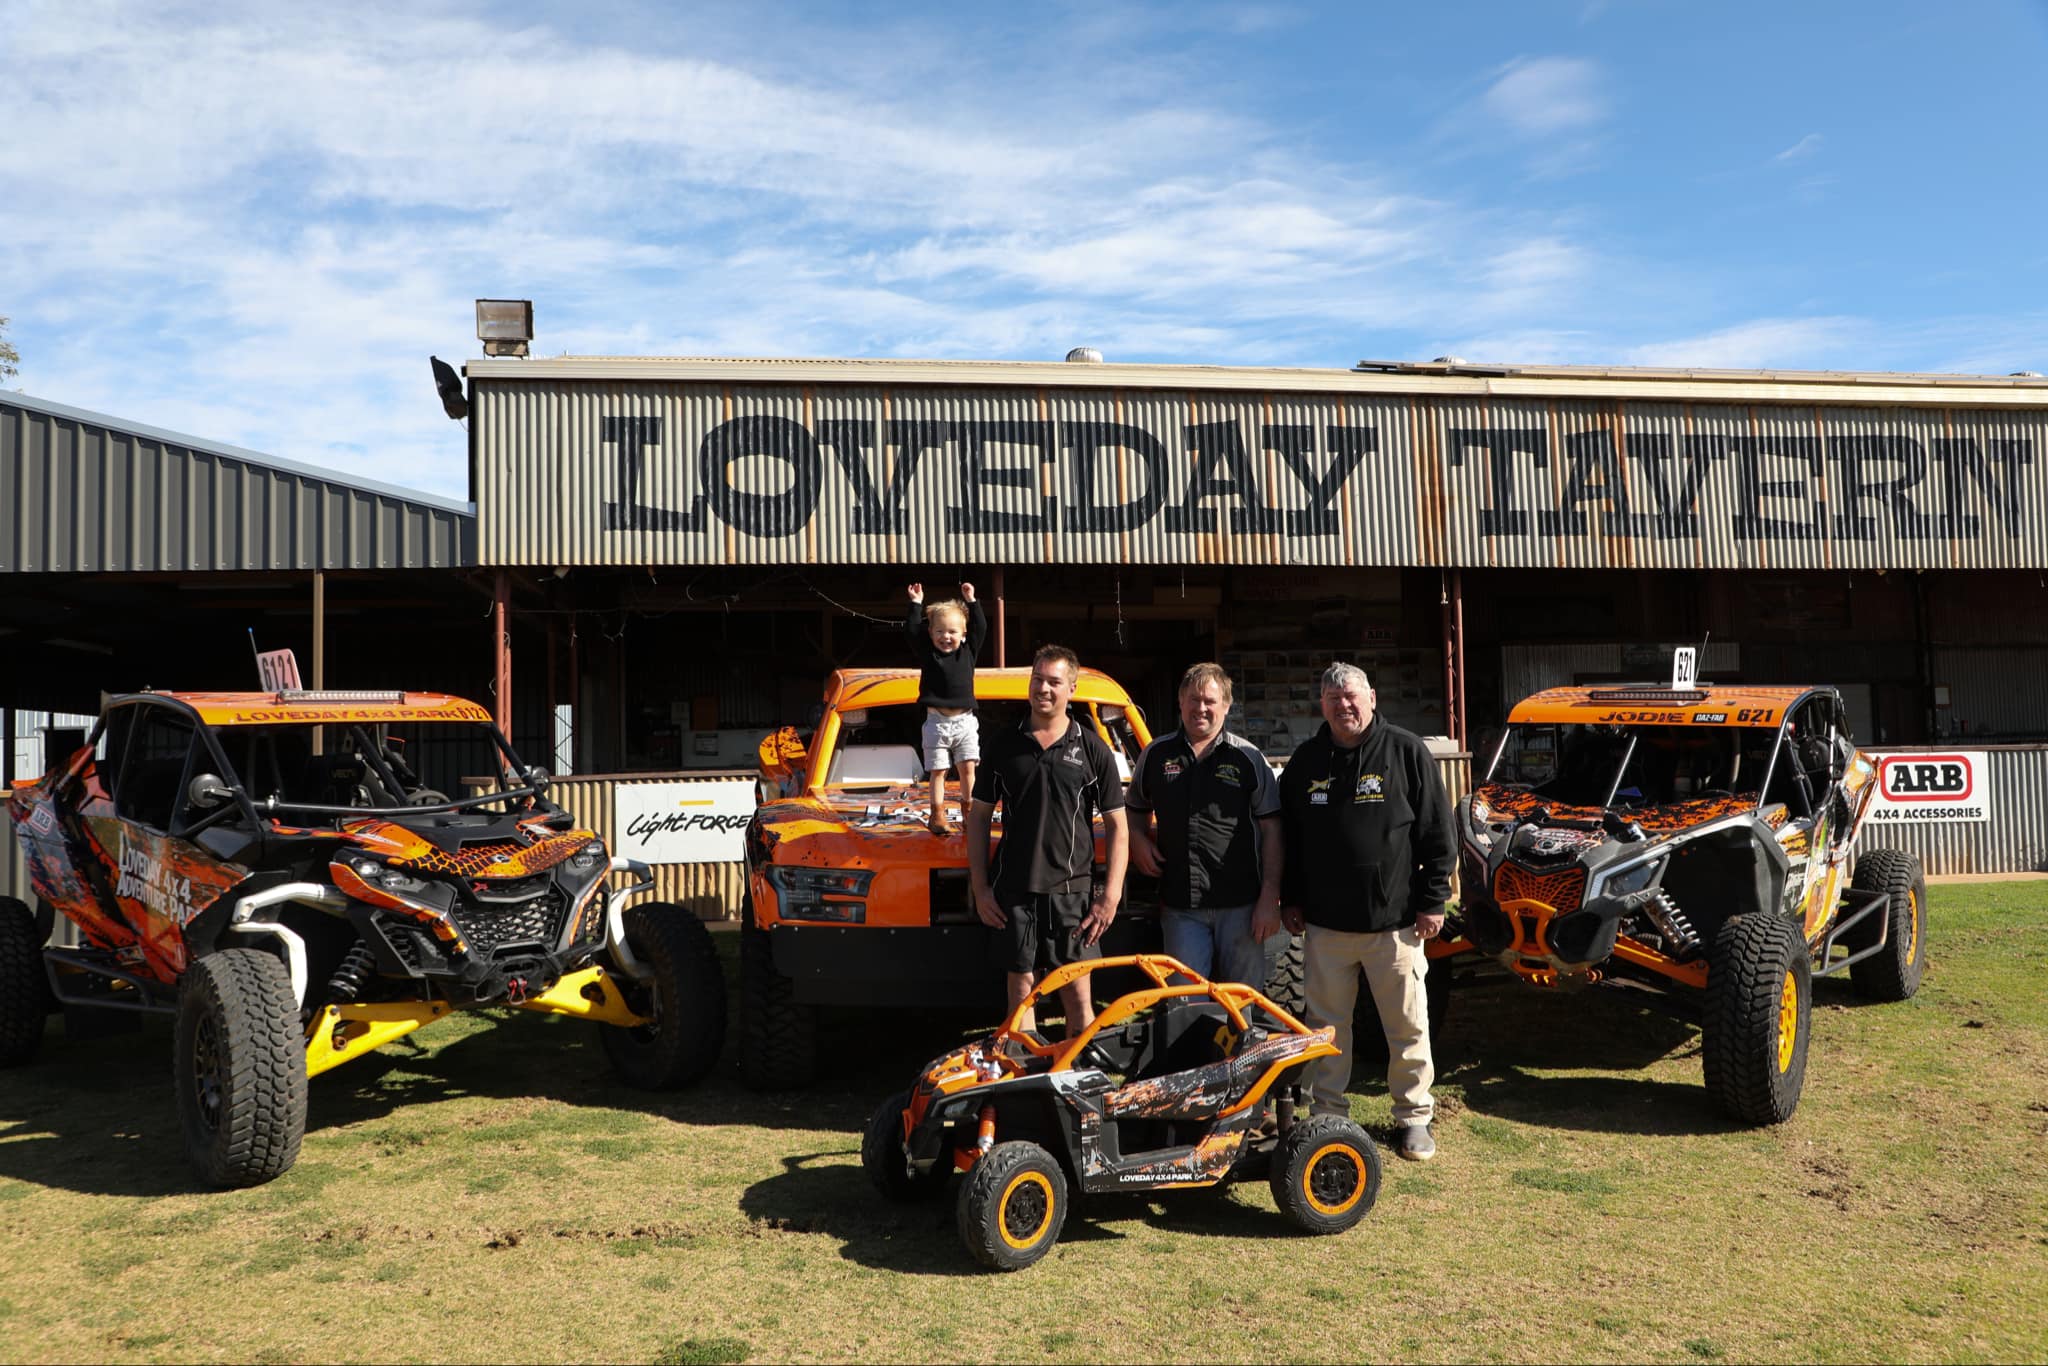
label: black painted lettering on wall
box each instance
[1165,421,1281,534]
[1271,425,1372,536]
[945,420,1056,534]
[817,418,943,535]
[1627,433,1720,537]
[1065,422,1168,532]
[1446,427,1547,536]
[1933,437,2036,538]
[698,415,821,538]
[1728,435,1825,541]
[1540,429,1632,535]
[1828,436,1940,540]
[602,415,706,531]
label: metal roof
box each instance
[1,391,476,573]
[466,354,2048,408]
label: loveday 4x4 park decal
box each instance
[1865,751,1991,824]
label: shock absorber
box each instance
[1641,892,1702,961]
[325,943,375,1001]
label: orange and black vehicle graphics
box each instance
[862,955,1382,1271]
[1444,678,1926,1125]
[740,667,1155,1087]
[2,687,725,1187]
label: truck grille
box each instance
[1495,865,1586,916]
[451,892,569,957]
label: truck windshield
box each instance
[1488,723,1768,809]
[213,721,527,813]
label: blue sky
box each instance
[4,0,2046,499]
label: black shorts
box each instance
[996,890,1100,976]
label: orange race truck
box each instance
[742,667,1161,1089]
[2,688,725,1185]
[1444,680,1926,1123]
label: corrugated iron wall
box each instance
[544,773,748,921]
[1,392,475,572]
[475,380,2048,571]
[1860,747,2048,875]
[1929,648,2048,739]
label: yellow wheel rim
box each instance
[1906,888,1920,964]
[998,1170,1055,1250]
[1776,970,1800,1073]
[1301,1143,1366,1217]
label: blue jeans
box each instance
[1161,904,1278,987]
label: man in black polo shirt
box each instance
[967,644,1129,1032]
[1127,662,1283,987]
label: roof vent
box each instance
[1432,355,1467,366]
[2011,370,2044,378]
[1065,346,1103,364]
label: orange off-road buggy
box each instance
[1443,680,1926,1124]
[2,688,726,1186]
[862,954,1382,1271]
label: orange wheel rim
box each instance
[1906,888,1920,963]
[1301,1143,1366,1216]
[1776,970,1799,1073]
[998,1170,1054,1250]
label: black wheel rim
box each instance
[1004,1180,1049,1243]
[193,1013,225,1133]
[1308,1150,1360,1210]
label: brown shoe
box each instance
[927,815,956,835]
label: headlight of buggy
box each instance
[765,866,874,923]
[341,854,430,897]
[565,841,606,877]
[1594,857,1664,900]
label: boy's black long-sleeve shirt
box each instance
[904,598,987,709]
[1278,717,1456,933]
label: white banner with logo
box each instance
[1864,750,1991,825]
[613,779,756,862]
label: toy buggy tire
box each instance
[957,1141,1067,1271]
[1348,959,1450,1067]
[862,1089,943,1201]
[1270,1115,1381,1236]
[1265,934,1306,1016]
[174,948,307,1187]
[739,918,817,1090]
[1847,850,1927,1002]
[0,897,44,1065]
[599,902,728,1089]
[1703,914,1810,1126]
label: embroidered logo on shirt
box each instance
[1214,764,1242,787]
[1307,777,1332,806]
[1062,748,1086,766]
[1355,773,1385,802]
[1162,759,1184,780]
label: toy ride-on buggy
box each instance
[2,688,727,1186]
[862,954,1382,1271]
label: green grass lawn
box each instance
[1,882,2044,1364]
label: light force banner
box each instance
[1863,750,1992,825]
[612,779,757,863]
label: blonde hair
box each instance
[925,599,968,631]
[1178,662,1234,706]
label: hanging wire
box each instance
[1115,571,1126,647]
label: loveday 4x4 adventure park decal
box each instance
[1865,751,1991,824]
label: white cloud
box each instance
[1623,318,1865,370]
[1774,133,1824,163]
[1482,57,1608,137]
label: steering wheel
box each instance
[408,788,452,807]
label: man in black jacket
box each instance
[1272,662,1456,1160]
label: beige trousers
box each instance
[1303,923,1434,1126]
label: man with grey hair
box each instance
[1272,661,1456,1160]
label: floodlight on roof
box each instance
[475,299,533,358]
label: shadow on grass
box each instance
[737,1149,984,1277]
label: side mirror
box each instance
[523,767,552,794]
[187,773,234,808]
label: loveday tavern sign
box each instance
[474,387,2045,570]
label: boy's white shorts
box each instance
[921,710,980,771]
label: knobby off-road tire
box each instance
[599,902,728,1089]
[1348,956,1451,1067]
[956,1140,1067,1271]
[1703,914,1811,1126]
[1264,934,1306,1017]
[862,1089,944,1202]
[174,948,307,1187]
[0,897,44,1065]
[1847,849,1928,1002]
[1270,1114,1382,1236]
[739,918,817,1090]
